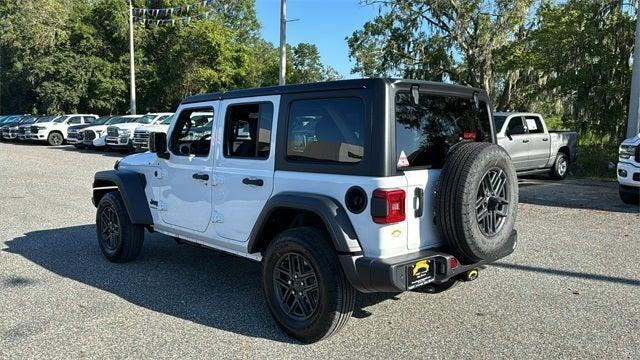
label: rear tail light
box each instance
[449,257,459,269]
[371,189,406,224]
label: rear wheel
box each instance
[549,152,568,180]
[96,192,144,262]
[435,142,518,263]
[262,227,355,343]
[47,132,64,146]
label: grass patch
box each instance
[571,144,618,180]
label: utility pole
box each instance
[279,0,286,86]
[628,7,640,138]
[128,0,137,114]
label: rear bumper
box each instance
[340,230,517,293]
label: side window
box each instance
[286,97,364,163]
[223,102,273,159]
[525,116,544,134]
[83,116,94,124]
[68,116,82,125]
[169,108,214,157]
[507,117,527,135]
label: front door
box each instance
[523,115,551,168]
[157,105,217,233]
[213,96,278,242]
[499,116,530,171]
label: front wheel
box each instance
[47,132,64,146]
[262,227,355,343]
[619,185,640,205]
[549,152,568,180]
[96,192,144,262]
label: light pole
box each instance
[279,0,286,85]
[128,0,137,114]
[628,7,640,138]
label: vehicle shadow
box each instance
[517,177,639,214]
[4,225,400,343]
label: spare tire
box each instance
[435,142,518,263]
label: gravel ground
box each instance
[1,142,639,359]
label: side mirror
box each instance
[149,132,169,159]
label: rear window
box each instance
[286,97,364,163]
[395,91,492,169]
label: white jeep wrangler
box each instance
[92,79,518,343]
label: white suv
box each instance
[27,114,98,145]
[106,113,172,150]
[91,79,518,343]
[617,133,640,204]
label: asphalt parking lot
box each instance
[1,142,639,359]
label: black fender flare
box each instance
[247,192,362,254]
[92,170,153,225]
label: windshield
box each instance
[493,115,507,132]
[54,116,69,123]
[137,114,156,124]
[35,116,57,123]
[126,117,142,123]
[106,117,127,125]
[160,114,175,125]
[20,116,37,124]
[92,116,113,125]
[395,91,492,169]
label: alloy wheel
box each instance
[273,252,320,320]
[475,168,510,236]
[100,205,121,252]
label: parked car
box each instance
[91,79,518,343]
[27,114,99,145]
[617,133,640,204]
[2,115,36,141]
[17,115,59,141]
[83,115,142,150]
[0,115,26,141]
[106,113,172,151]
[67,116,115,149]
[494,112,578,179]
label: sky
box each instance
[255,0,379,78]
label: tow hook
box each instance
[463,269,479,281]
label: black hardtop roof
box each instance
[181,78,485,104]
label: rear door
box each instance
[394,90,494,251]
[212,95,278,242]
[500,116,530,170]
[523,115,551,168]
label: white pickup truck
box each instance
[494,112,578,179]
[617,134,640,204]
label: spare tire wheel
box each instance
[435,142,518,263]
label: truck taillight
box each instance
[372,189,406,224]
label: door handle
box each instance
[542,138,549,141]
[192,173,209,181]
[414,188,424,218]
[522,139,530,143]
[242,178,264,186]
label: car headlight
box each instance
[619,144,637,159]
[120,129,131,135]
[37,126,47,130]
